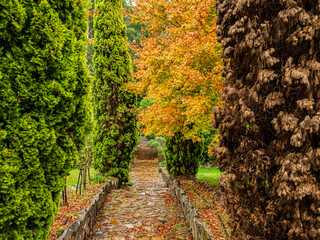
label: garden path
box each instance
[87,140,193,240]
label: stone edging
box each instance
[159,167,214,240]
[57,179,119,240]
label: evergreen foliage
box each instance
[201,130,218,166]
[0,0,90,238]
[215,0,320,239]
[165,132,203,176]
[147,137,165,160]
[93,0,137,185]
[87,0,95,74]
[122,0,145,46]
[122,0,146,72]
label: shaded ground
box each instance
[178,179,229,240]
[49,182,104,239]
[87,139,193,240]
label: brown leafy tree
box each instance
[214,1,320,239]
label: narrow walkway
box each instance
[88,141,193,240]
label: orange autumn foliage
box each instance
[127,0,223,141]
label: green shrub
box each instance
[92,172,107,184]
[159,161,166,168]
[138,98,152,111]
[0,0,90,239]
[137,135,144,145]
[147,137,165,160]
[201,131,218,166]
[165,133,203,176]
[146,133,155,140]
[93,0,138,186]
[201,134,211,165]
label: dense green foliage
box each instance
[93,0,137,185]
[87,0,144,75]
[87,0,95,74]
[147,137,165,160]
[201,130,218,166]
[165,133,203,176]
[0,0,90,238]
[122,0,147,73]
[215,1,320,239]
[122,0,145,46]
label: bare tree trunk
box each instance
[83,166,87,190]
[63,177,68,206]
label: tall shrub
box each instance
[165,132,203,176]
[0,0,90,239]
[215,0,320,239]
[93,0,137,185]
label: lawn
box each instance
[196,167,222,186]
[66,168,98,190]
[159,162,222,187]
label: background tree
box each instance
[127,0,222,175]
[93,0,137,185]
[122,0,147,73]
[215,0,320,239]
[122,0,145,46]
[0,0,90,238]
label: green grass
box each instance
[66,168,98,190]
[196,167,222,186]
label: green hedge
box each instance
[165,133,203,176]
[93,0,137,185]
[0,0,90,239]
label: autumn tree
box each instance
[0,0,90,238]
[215,0,320,239]
[93,0,137,185]
[127,0,222,175]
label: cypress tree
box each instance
[0,0,90,238]
[93,0,137,185]
[165,132,203,176]
[215,0,320,239]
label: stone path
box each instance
[87,141,193,240]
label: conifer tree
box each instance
[0,0,90,239]
[215,0,320,238]
[93,0,137,185]
[165,132,203,176]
